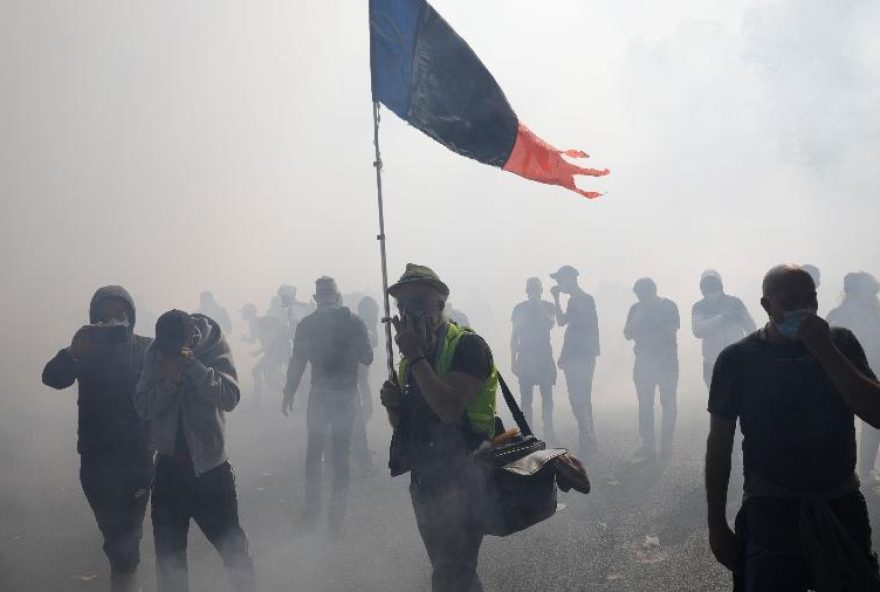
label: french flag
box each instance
[369,0,609,199]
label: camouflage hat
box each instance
[387,264,450,299]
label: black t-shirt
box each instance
[709,327,876,494]
[559,292,600,363]
[293,307,373,391]
[625,297,680,358]
[447,333,493,381]
[512,300,555,355]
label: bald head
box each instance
[762,264,815,298]
[760,264,818,325]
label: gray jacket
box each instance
[134,314,240,475]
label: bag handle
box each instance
[497,374,533,437]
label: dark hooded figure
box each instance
[135,310,255,592]
[41,285,154,592]
[624,277,680,462]
[351,295,381,476]
[828,272,880,478]
[196,291,232,334]
[692,270,756,387]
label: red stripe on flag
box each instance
[502,123,609,199]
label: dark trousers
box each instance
[733,493,879,592]
[633,355,678,456]
[350,393,374,470]
[411,475,484,592]
[305,388,357,533]
[80,452,154,583]
[519,381,554,435]
[563,358,597,455]
[151,458,255,592]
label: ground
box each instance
[2,386,877,592]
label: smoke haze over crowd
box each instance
[1,0,878,590]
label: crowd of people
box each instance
[40,262,880,591]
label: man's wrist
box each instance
[407,354,428,367]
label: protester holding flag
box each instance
[380,264,497,592]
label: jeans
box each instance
[633,355,678,455]
[80,451,154,581]
[350,390,374,470]
[411,472,484,592]
[305,388,357,533]
[563,358,597,455]
[151,458,255,592]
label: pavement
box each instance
[3,386,878,591]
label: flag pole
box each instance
[372,101,395,379]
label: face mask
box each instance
[775,308,815,339]
[101,314,130,329]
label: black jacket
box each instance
[42,286,152,456]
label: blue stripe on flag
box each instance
[369,0,424,119]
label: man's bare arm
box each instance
[705,415,740,571]
[409,361,481,424]
[800,317,880,428]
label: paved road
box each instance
[3,387,879,591]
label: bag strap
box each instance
[496,374,533,437]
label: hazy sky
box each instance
[2,0,879,390]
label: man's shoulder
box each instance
[830,326,858,345]
[456,330,493,356]
[717,332,762,362]
[660,297,678,310]
[723,294,747,308]
[571,291,595,310]
[346,309,369,333]
[133,334,152,346]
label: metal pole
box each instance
[372,102,395,379]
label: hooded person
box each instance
[196,291,232,334]
[828,272,880,478]
[624,277,680,462]
[352,295,382,476]
[692,270,757,388]
[41,285,154,592]
[282,277,374,537]
[134,310,255,592]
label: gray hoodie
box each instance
[134,314,240,475]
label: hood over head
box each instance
[191,313,229,362]
[89,285,137,328]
